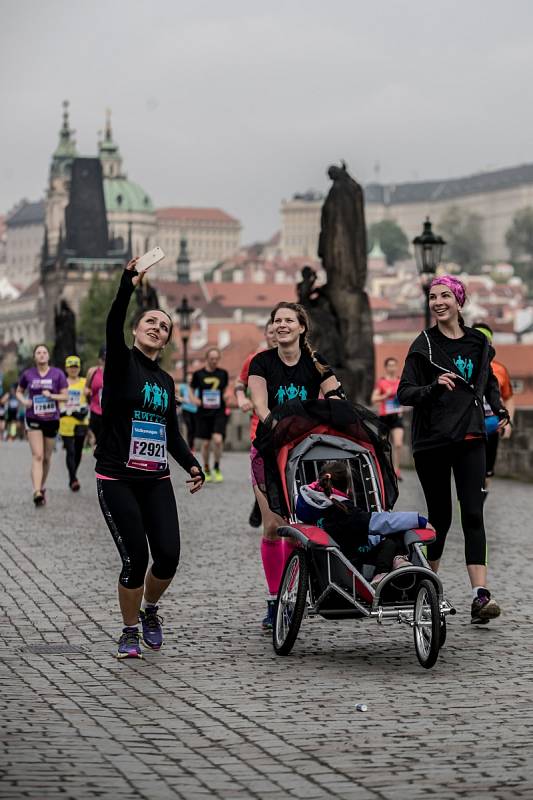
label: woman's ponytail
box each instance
[318,462,350,514]
[318,471,333,498]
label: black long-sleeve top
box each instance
[95,270,200,480]
[397,326,503,453]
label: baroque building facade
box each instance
[155,207,242,280]
[281,164,533,262]
[3,200,45,290]
[99,110,157,257]
[0,103,243,348]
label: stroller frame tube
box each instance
[301,541,456,626]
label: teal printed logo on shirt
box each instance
[453,355,474,382]
[141,381,169,413]
[274,384,308,404]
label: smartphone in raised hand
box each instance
[136,246,165,273]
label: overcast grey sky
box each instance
[1,0,533,242]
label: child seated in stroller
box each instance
[296,461,431,586]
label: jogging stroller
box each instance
[254,399,455,669]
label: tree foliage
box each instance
[367,219,410,265]
[505,207,533,262]
[78,272,126,368]
[438,206,485,273]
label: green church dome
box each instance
[103,177,154,214]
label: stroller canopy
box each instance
[254,399,399,514]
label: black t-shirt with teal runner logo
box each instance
[191,368,229,416]
[248,348,333,411]
[428,327,483,386]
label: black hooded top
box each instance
[95,270,201,481]
[397,325,503,454]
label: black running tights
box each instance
[485,432,499,477]
[97,478,181,588]
[62,433,85,483]
[414,439,487,565]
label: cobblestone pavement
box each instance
[1,440,532,799]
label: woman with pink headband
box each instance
[398,274,509,624]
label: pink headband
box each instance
[429,275,466,307]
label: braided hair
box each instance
[270,301,331,376]
[318,461,351,514]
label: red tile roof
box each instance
[491,344,533,375]
[373,316,424,333]
[203,281,395,312]
[156,207,240,225]
[150,280,208,312]
[370,297,394,310]
[205,283,297,308]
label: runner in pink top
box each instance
[371,357,404,480]
[16,344,68,506]
[86,346,105,448]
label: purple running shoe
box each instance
[471,589,501,625]
[139,606,163,650]
[116,627,142,659]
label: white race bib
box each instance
[127,420,167,472]
[66,389,82,412]
[33,395,56,417]
[202,389,221,409]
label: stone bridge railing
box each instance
[488,408,533,482]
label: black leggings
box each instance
[97,477,181,588]
[62,433,85,483]
[485,432,499,477]
[414,439,487,565]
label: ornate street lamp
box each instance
[412,217,446,328]
[177,297,194,382]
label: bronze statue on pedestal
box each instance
[298,162,374,404]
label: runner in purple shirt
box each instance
[16,344,68,506]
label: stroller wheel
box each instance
[273,549,309,656]
[413,579,441,669]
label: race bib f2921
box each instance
[127,420,167,472]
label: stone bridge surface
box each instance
[0,442,532,799]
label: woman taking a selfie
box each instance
[96,257,204,659]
